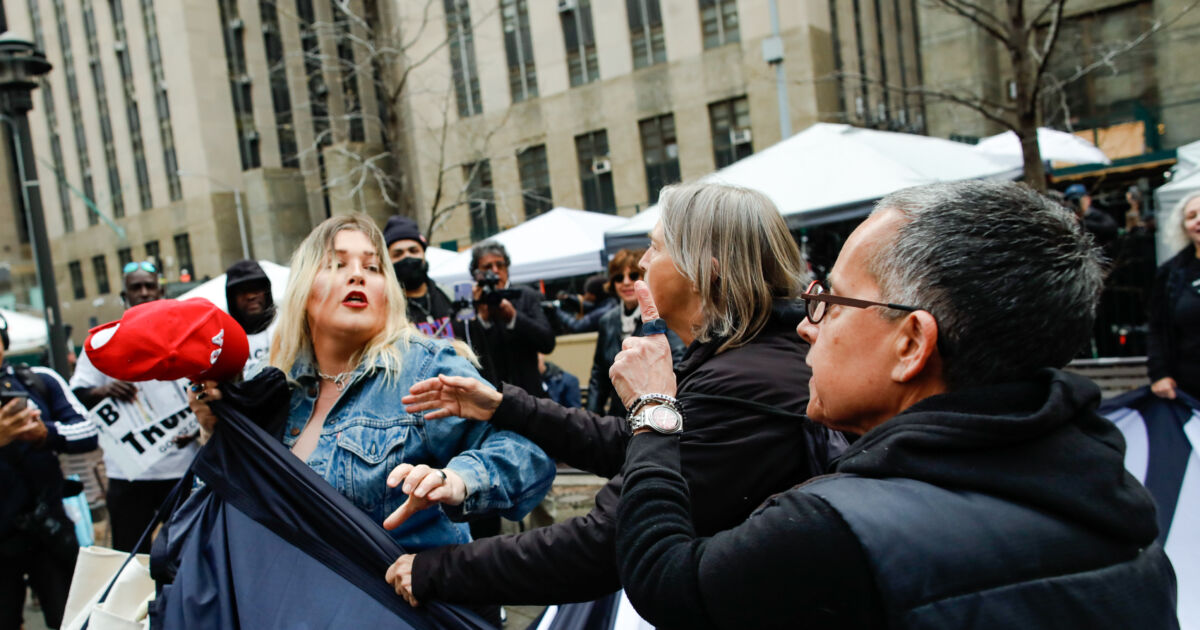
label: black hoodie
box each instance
[225,260,276,335]
[617,369,1177,630]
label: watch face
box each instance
[650,406,682,432]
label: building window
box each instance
[140,0,182,200]
[517,145,552,219]
[297,0,331,216]
[639,114,679,204]
[464,161,498,241]
[561,0,599,87]
[502,0,537,103]
[51,0,98,224]
[92,255,111,294]
[27,0,74,232]
[699,0,739,49]
[330,0,365,141]
[144,240,160,266]
[82,0,126,218]
[174,233,194,278]
[69,261,86,299]
[117,247,133,270]
[110,0,153,210]
[260,1,299,167]
[709,96,753,168]
[219,0,261,170]
[627,0,666,69]
[444,0,482,118]
[575,130,615,214]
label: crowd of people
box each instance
[0,178,1190,629]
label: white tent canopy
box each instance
[606,123,1020,251]
[428,208,629,287]
[974,127,1111,166]
[1154,139,1200,262]
[1,308,51,354]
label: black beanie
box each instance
[384,216,427,250]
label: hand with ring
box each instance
[382,463,467,530]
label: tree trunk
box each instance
[1007,0,1047,192]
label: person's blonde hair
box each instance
[1164,192,1200,254]
[269,214,474,380]
[657,182,808,352]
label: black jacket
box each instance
[1,363,97,542]
[587,306,685,416]
[617,369,1177,629]
[414,314,841,605]
[468,285,555,397]
[1148,247,1196,383]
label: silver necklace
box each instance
[317,369,352,391]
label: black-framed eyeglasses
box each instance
[801,279,921,324]
[123,261,157,274]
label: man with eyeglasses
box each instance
[70,261,200,553]
[611,181,1177,628]
[465,241,555,399]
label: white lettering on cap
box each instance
[90,324,120,349]
[212,329,224,347]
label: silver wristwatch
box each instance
[628,394,684,435]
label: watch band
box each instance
[627,393,679,420]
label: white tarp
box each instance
[1,308,50,354]
[177,261,292,312]
[974,127,1111,166]
[428,208,629,286]
[606,123,1021,247]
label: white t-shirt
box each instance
[243,319,278,380]
[70,348,199,481]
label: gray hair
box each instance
[658,182,808,352]
[469,240,510,273]
[869,181,1105,390]
[1162,192,1200,254]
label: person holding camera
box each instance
[0,313,98,630]
[467,241,556,398]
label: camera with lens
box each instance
[473,269,521,308]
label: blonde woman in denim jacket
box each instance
[190,214,555,553]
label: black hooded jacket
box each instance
[414,310,844,605]
[617,369,1177,629]
[225,260,275,335]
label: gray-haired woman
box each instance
[1148,191,1200,399]
[385,182,844,608]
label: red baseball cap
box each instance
[85,298,250,382]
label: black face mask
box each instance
[393,257,429,290]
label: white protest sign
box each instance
[88,380,198,479]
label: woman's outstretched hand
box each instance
[402,375,502,421]
[382,463,467,530]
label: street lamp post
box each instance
[178,170,252,260]
[0,33,69,376]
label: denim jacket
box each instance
[279,335,555,552]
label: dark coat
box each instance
[617,369,1178,629]
[587,306,685,416]
[468,285,556,397]
[1148,247,1196,382]
[0,363,97,542]
[413,313,842,605]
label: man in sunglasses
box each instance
[611,181,1177,628]
[70,261,200,553]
